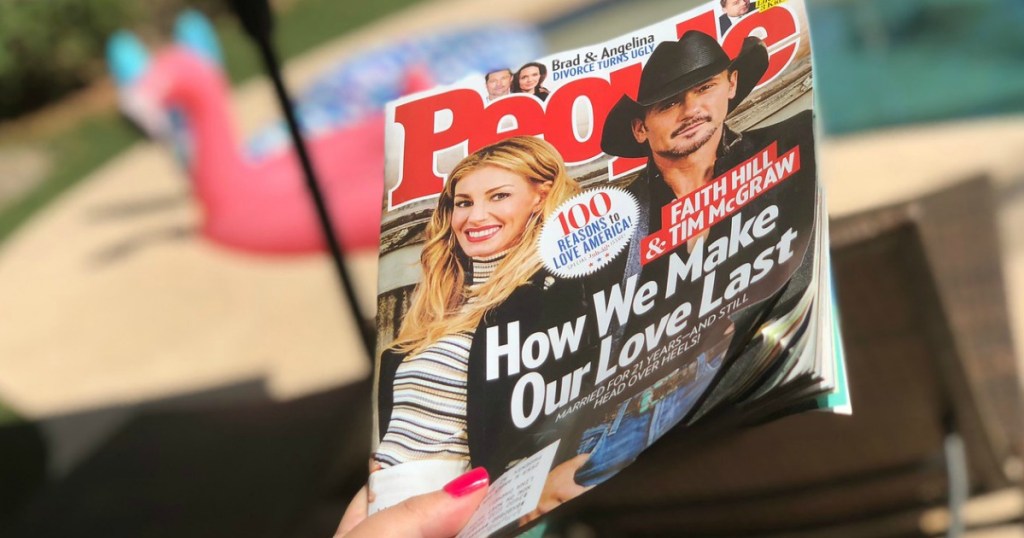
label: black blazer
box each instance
[377,269,594,479]
[604,110,818,370]
[719,12,734,34]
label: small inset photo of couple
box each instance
[484,61,550,101]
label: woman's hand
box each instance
[520,454,593,525]
[335,467,489,538]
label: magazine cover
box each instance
[370,1,843,534]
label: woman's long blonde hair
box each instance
[392,136,580,355]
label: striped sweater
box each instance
[374,251,506,469]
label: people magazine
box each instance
[369,0,848,535]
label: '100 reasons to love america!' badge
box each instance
[539,187,638,278]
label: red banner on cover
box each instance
[639,142,801,265]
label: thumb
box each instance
[339,467,490,538]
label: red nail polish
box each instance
[444,467,489,498]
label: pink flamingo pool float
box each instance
[130,46,393,253]
[112,16,544,255]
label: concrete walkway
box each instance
[0,0,1022,426]
[0,0,600,420]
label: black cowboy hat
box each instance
[601,31,769,158]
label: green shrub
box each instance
[0,0,143,119]
[0,0,232,119]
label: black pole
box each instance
[226,0,375,361]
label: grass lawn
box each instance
[0,0,425,247]
[0,402,20,425]
[0,0,425,425]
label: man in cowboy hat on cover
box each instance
[599,30,816,286]
[573,31,819,473]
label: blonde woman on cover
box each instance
[368,136,592,514]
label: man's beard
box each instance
[655,116,718,160]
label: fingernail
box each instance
[443,467,489,498]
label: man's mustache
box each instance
[671,114,713,137]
